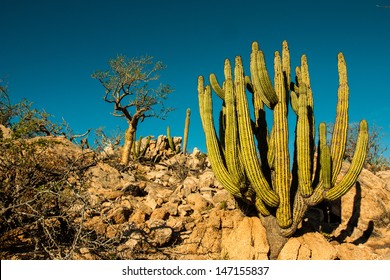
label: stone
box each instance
[333,163,390,243]
[198,171,216,189]
[187,193,211,211]
[278,232,337,260]
[221,216,269,260]
[147,219,173,247]
[335,243,377,260]
[108,207,131,224]
[129,210,148,226]
[0,124,12,139]
[183,176,199,191]
[150,207,170,220]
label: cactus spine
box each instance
[198,41,368,236]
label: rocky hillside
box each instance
[0,134,389,260]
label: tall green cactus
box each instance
[197,41,368,236]
[182,108,191,154]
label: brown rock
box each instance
[130,210,148,226]
[83,216,106,235]
[147,219,173,247]
[150,207,170,220]
[333,163,390,243]
[0,124,12,139]
[336,243,378,260]
[221,216,269,260]
[278,232,337,260]
[108,207,131,224]
[187,193,211,211]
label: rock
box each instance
[335,243,378,260]
[187,193,211,211]
[198,171,216,189]
[377,170,390,192]
[150,207,170,220]
[108,207,131,224]
[130,210,148,226]
[221,216,269,260]
[212,189,236,210]
[182,177,199,196]
[178,204,193,216]
[333,163,390,243]
[83,216,107,235]
[278,232,337,260]
[147,219,173,247]
[0,124,12,139]
[86,162,136,201]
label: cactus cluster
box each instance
[197,41,368,236]
[132,134,151,160]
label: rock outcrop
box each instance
[1,135,389,260]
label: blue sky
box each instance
[1,0,389,157]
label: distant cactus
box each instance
[182,108,191,154]
[166,126,177,153]
[197,41,368,237]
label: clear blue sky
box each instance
[1,0,389,157]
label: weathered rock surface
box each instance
[1,136,389,260]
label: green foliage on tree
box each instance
[92,55,174,165]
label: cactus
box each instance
[182,108,191,154]
[197,41,368,237]
[166,126,175,152]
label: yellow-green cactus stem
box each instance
[318,123,331,190]
[209,73,225,100]
[234,56,279,209]
[182,108,191,154]
[250,42,278,108]
[198,76,243,198]
[223,59,246,186]
[166,126,175,152]
[296,85,312,197]
[325,120,368,200]
[330,53,349,185]
[272,51,292,228]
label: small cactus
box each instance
[182,108,191,154]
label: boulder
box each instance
[278,232,337,260]
[333,163,390,244]
[221,216,269,260]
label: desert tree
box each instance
[92,55,174,165]
[328,122,389,171]
[0,80,13,127]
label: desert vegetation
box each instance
[0,42,389,259]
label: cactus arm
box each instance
[166,126,175,152]
[250,42,278,109]
[290,90,299,115]
[198,76,243,198]
[296,84,313,197]
[234,56,279,209]
[325,120,368,200]
[318,123,332,190]
[282,40,291,89]
[300,55,316,170]
[182,108,191,154]
[330,53,349,184]
[245,75,254,93]
[209,73,225,100]
[223,59,246,186]
[273,51,292,228]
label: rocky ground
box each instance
[1,134,389,260]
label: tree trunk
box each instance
[121,124,136,165]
